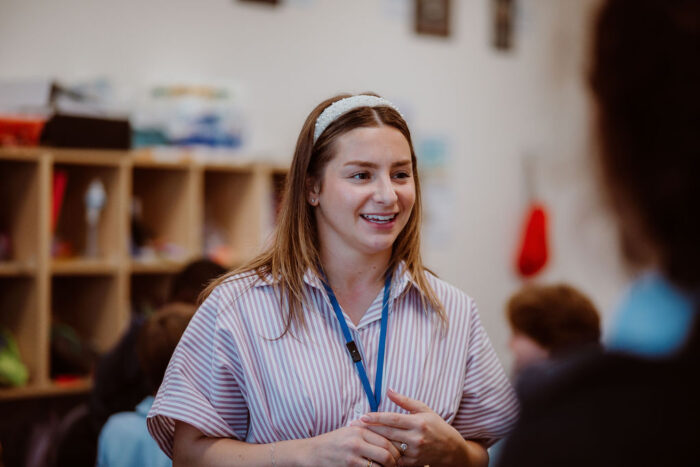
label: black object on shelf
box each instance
[41,113,131,149]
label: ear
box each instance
[306,177,321,206]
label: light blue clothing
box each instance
[98,396,171,467]
[607,271,696,357]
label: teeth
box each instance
[362,214,397,222]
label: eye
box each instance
[351,172,370,180]
[392,171,411,179]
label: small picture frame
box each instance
[493,0,514,50]
[415,0,451,37]
[238,0,279,5]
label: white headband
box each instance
[313,95,403,143]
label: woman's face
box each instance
[310,125,416,260]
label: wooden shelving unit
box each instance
[0,147,286,400]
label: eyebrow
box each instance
[344,159,412,169]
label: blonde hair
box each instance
[203,93,445,336]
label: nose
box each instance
[374,173,398,205]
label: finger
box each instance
[361,411,413,429]
[386,388,432,414]
[397,454,420,467]
[362,428,401,461]
[362,423,408,443]
[361,442,398,467]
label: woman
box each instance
[148,94,518,466]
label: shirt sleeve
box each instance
[146,286,249,458]
[453,300,519,446]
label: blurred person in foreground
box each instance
[506,283,600,378]
[97,302,195,467]
[497,0,699,465]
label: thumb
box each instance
[387,388,432,414]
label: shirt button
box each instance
[349,402,364,422]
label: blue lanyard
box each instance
[321,272,392,412]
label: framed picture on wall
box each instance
[238,0,279,5]
[415,0,451,37]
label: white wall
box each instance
[0,0,628,370]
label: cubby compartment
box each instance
[0,160,40,271]
[51,275,125,367]
[203,169,260,266]
[52,163,122,264]
[132,167,196,263]
[0,277,43,388]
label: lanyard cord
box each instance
[321,272,392,412]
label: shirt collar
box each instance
[306,261,415,296]
[607,270,697,357]
[252,261,418,300]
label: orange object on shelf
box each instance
[0,115,46,146]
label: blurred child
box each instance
[53,258,225,466]
[97,302,195,467]
[506,283,601,376]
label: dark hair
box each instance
[168,259,226,305]
[136,302,196,393]
[507,283,601,354]
[590,0,700,291]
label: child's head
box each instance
[137,302,196,394]
[168,258,226,305]
[507,283,600,372]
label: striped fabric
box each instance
[147,265,519,458]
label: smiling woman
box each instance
[145,93,519,467]
[311,126,416,290]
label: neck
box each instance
[320,247,390,293]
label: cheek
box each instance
[398,184,416,210]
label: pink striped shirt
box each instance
[147,265,519,458]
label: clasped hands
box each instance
[309,388,468,467]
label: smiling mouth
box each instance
[361,213,398,224]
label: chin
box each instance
[362,241,396,256]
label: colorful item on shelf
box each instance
[51,169,68,234]
[203,221,236,266]
[0,327,29,387]
[84,178,106,258]
[51,237,75,259]
[0,115,46,146]
[131,83,247,149]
